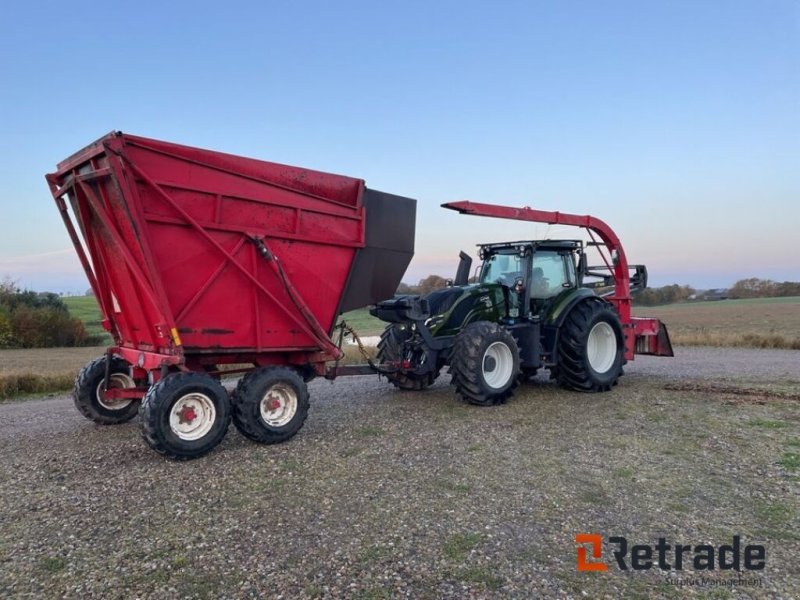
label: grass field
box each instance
[634,296,800,350]
[2,295,795,400]
[63,296,110,340]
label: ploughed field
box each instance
[0,347,798,598]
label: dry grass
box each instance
[0,345,379,401]
[0,346,107,400]
[634,296,800,350]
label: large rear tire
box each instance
[231,367,310,444]
[556,298,624,392]
[377,324,439,391]
[450,321,521,406]
[139,372,231,460]
[74,355,140,424]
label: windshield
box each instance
[480,251,525,286]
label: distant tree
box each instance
[775,281,800,297]
[416,275,447,296]
[729,278,778,299]
[632,284,695,306]
[85,288,95,296]
[396,282,414,295]
[0,275,87,347]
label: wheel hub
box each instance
[96,372,136,410]
[260,384,298,427]
[266,395,282,411]
[176,405,197,424]
[483,355,497,372]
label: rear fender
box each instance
[542,288,597,328]
[540,290,611,364]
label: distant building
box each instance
[702,289,729,301]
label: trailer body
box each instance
[47,132,415,375]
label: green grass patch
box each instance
[614,467,635,479]
[436,479,472,494]
[755,500,794,525]
[354,426,385,438]
[336,307,384,337]
[358,545,392,564]
[443,532,482,561]
[780,452,800,471]
[456,565,504,590]
[39,555,66,572]
[63,296,111,341]
[747,418,787,429]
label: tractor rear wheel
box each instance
[139,372,231,460]
[74,355,140,424]
[377,324,439,391]
[231,367,310,444]
[556,298,624,392]
[450,321,521,406]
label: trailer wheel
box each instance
[139,373,231,460]
[231,367,310,444]
[74,355,140,424]
[450,321,521,406]
[377,324,439,391]
[556,298,624,392]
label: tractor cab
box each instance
[477,240,583,319]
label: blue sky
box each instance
[1,0,797,293]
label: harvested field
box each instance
[0,346,107,400]
[0,348,798,598]
[634,297,800,350]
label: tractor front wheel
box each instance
[450,321,521,406]
[231,367,310,444]
[556,298,624,392]
[139,372,231,460]
[74,355,140,424]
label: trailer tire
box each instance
[231,367,310,444]
[74,355,140,424]
[450,321,521,406]
[556,298,624,392]
[377,325,439,391]
[139,372,231,460]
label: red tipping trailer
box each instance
[47,132,415,459]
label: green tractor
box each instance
[370,201,673,405]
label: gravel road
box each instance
[0,347,798,598]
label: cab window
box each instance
[530,251,575,299]
[480,251,525,286]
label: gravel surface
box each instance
[0,347,798,599]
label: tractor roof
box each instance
[479,240,583,252]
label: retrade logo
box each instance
[576,534,608,571]
[575,534,766,572]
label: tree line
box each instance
[396,275,800,306]
[728,278,800,299]
[0,279,92,348]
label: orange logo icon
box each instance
[576,534,609,571]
